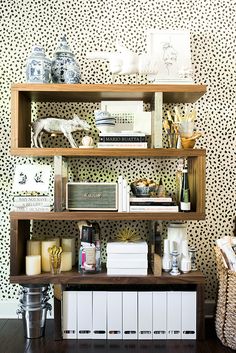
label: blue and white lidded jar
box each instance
[26,46,51,83]
[51,34,80,84]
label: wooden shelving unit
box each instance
[9,83,207,340]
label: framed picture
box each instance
[12,164,51,193]
[146,29,193,84]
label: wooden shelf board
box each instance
[10,211,205,221]
[11,83,207,103]
[10,269,205,285]
[10,147,206,158]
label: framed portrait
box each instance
[146,29,194,84]
[12,164,51,193]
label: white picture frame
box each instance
[146,29,194,84]
[12,164,51,193]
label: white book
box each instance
[117,175,123,212]
[107,259,148,269]
[107,268,147,275]
[13,201,51,207]
[107,241,148,254]
[97,142,147,148]
[14,196,50,202]
[12,206,52,212]
[101,100,144,112]
[129,196,172,203]
[130,205,179,212]
[99,132,146,137]
[122,178,127,212]
[126,185,130,212]
[107,253,147,261]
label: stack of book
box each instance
[129,196,179,212]
[97,132,147,148]
[12,195,52,212]
[106,241,148,275]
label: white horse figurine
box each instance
[32,114,90,148]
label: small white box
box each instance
[167,292,181,339]
[77,291,93,339]
[107,241,148,254]
[107,268,147,275]
[92,291,107,339]
[138,292,153,339]
[107,292,122,339]
[107,253,147,261]
[153,291,167,339]
[107,259,147,269]
[123,292,138,339]
[181,292,196,339]
[62,291,77,339]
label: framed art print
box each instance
[12,164,51,193]
[146,29,194,84]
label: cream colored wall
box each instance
[0,0,235,304]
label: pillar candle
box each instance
[41,239,57,272]
[25,255,41,275]
[61,237,75,266]
[47,237,60,247]
[61,252,72,272]
[27,240,41,256]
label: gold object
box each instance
[116,228,141,242]
[181,132,202,149]
[48,245,62,274]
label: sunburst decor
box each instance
[116,228,141,242]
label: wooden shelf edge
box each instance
[10,147,206,158]
[10,270,205,285]
[10,211,205,221]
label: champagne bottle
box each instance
[180,161,191,212]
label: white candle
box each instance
[27,240,41,256]
[47,237,60,247]
[26,255,41,276]
[61,252,72,272]
[41,239,57,272]
[61,237,75,265]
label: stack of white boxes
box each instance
[106,241,148,275]
[62,291,197,340]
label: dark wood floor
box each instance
[0,318,234,353]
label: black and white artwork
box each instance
[12,165,51,193]
[146,30,194,84]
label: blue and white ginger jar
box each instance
[51,34,80,84]
[26,46,51,83]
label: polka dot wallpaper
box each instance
[0,0,235,301]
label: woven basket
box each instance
[215,246,236,350]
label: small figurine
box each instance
[32,114,90,148]
[79,135,94,148]
[189,246,198,271]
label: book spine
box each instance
[99,136,146,142]
[13,202,51,207]
[14,196,51,202]
[12,206,52,212]
[130,202,175,206]
[130,206,179,212]
[97,142,147,148]
[117,176,123,212]
[129,197,172,203]
[122,178,127,212]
